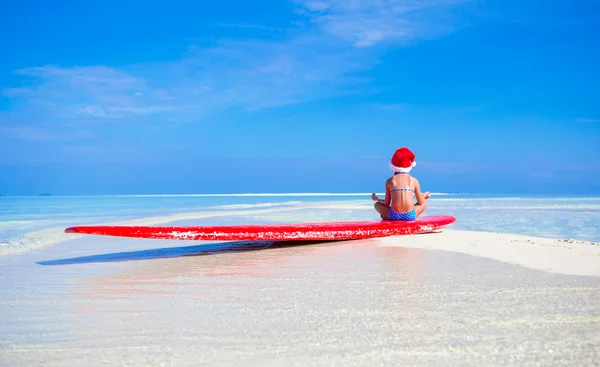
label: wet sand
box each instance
[1,231,600,366]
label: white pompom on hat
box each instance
[389,147,416,173]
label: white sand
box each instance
[376,230,600,277]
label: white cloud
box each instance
[3,36,379,125]
[1,0,471,128]
[295,0,469,47]
[576,118,599,123]
[303,1,331,12]
[4,66,176,121]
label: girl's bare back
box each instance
[387,174,417,213]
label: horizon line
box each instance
[0,192,464,197]
[2,192,600,199]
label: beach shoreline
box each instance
[377,229,600,278]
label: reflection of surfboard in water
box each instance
[65,215,456,241]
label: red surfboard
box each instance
[64,215,455,241]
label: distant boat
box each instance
[38,193,52,196]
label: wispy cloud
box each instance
[4,66,177,120]
[575,118,600,123]
[295,0,469,47]
[4,37,378,126]
[167,37,378,110]
[2,0,471,132]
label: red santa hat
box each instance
[389,147,416,173]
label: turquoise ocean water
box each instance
[1,193,599,254]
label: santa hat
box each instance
[389,147,416,173]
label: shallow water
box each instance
[1,236,599,366]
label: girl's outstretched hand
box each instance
[371,193,379,201]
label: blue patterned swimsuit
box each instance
[389,207,417,221]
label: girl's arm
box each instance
[372,181,391,206]
[414,179,425,205]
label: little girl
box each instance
[372,147,430,221]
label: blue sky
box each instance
[1,0,599,195]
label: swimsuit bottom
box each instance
[389,208,417,221]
